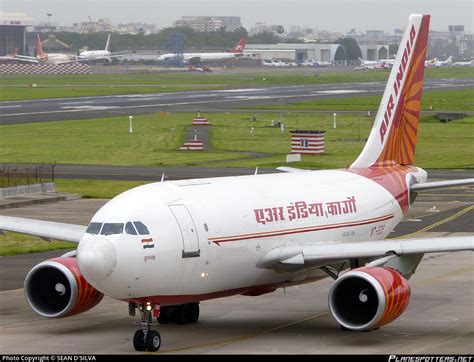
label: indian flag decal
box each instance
[141,238,154,249]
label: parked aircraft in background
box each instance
[356,57,393,70]
[75,34,129,64]
[12,34,75,65]
[452,59,474,66]
[157,37,248,64]
[1,14,473,353]
[431,55,454,67]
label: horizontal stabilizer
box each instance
[412,178,474,191]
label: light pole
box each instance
[46,13,52,31]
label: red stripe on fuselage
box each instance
[209,214,393,245]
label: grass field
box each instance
[250,88,474,112]
[1,110,473,170]
[1,66,472,101]
[0,232,75,256]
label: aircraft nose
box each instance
[77,238,117,281]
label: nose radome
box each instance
[77,238,117,281]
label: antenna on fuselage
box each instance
[254,167,259,175]
[160,173,165,182]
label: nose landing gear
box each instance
[130,302,162,352]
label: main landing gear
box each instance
[129,302,200,352]
[130,302,162,352]
[157,302,200,325]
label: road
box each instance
[1,78,473,124]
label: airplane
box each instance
[1,14,474,353]
[356,58,392,70]
[431,55,454,67]
[157,36,248,64]
[12,34,76,65]
[75,34,129,64]
[452,59,474,67]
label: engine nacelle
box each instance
[328,267,410,331]
[24,257,104,318]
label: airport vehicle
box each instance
[1,14,473,353]
[75,34,128,64]
[12,34,77,65]
[157,36,248,64]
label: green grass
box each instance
[1,111,471,170]
[55,179,150,199]
[0,113,247,166]
[1,67,472,101]
[0,232,75,256]
[249,88,474,112]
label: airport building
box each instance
[244,43,347,64]
[0,12,35,56]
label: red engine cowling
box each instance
[328,267,410,331]
[24,257,103,318]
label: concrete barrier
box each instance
[0,182,55,198]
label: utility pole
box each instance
[46,13,52,31]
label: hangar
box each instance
[0,12,35,56]
[244,43,347,64]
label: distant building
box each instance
[245,43,347,64]
[174,16,241,32]
[0,12,35,56]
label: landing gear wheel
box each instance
[145,330,161,352]
[188,302,199,324]
[133,330,146,351]
[158,306,170,324]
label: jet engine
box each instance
[24,257,103,318]
[328,267,410,331]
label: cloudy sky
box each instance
[2,0,472,32]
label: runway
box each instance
[1,78,473,125]
[0,177,472,354]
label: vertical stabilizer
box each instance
[351,14,430,168]
[230,37,248,53]
[36,34,44,57]
[105,34,111,51]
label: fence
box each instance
[0,164,56,188]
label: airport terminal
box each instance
[0,5,473,356]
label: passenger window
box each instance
[125,222,138,235]
[86,222,102,235]
[133,221,150,235]
[101,223,124,235]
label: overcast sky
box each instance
[2,0,472,33]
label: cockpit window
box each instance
[86,222,102,235]
[125,222,138,235]
[133,221,150,235]
[100,223,124,235]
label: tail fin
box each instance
[351,14,430,168]
[36,34,44,57]
[230,37,248,53]
[105,34,111,51]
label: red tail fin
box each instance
[36,34,44,57]
[230,37,248,53]
[351,14,430,168]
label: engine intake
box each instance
[328,267,410,331]
[24,257,103,318]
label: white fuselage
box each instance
[78,50,111,61]
[77,169,420,303]
[38,53,72,65]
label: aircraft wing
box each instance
[0,216,86,243]
[257,236,473,269]
[11,56,39,64]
